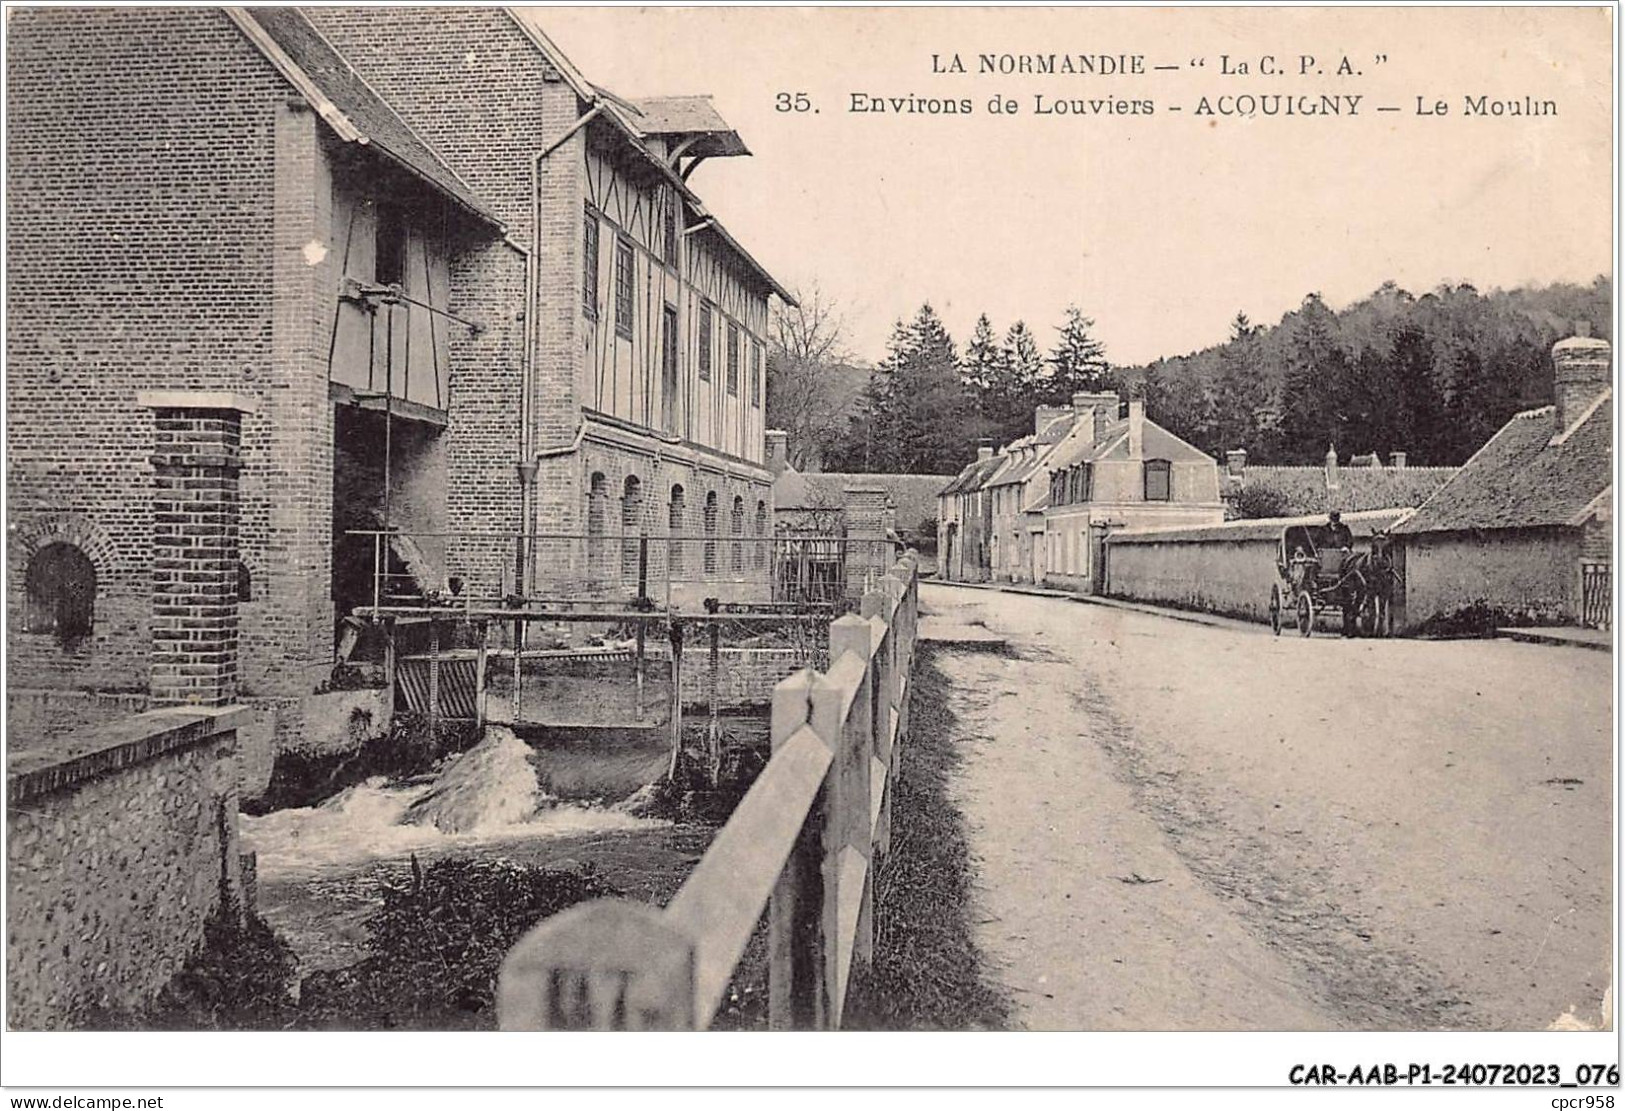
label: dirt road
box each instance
[922,583,1613,1032]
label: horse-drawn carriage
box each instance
[1267,522,1397,637]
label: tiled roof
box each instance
[1227,463,1455,516]
[940,454,1007,496]
[1046,417,1210,472]
[775,472,955,532]
[1109,507,1410,545]
[1393,397,1612,534]
[243,9,501,227]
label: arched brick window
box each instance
[668,484,687,578]
[730,495,745,574]
[621,474,644,579]
[587,472,609,580]
[703,491,718,575]
[754,500,768,570]
[26,542,95,642]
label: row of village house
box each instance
[939,334,1613,634]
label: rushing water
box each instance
[241,726,667,881]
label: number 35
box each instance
[775,92,812,113]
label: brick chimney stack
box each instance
[1072,391,1118,447]
[1226,448,1248,476]
[1127,399,1145,458]
[1034,404,1071,436]
[977,440,995,461]
[764,429,790,476]
[1552,333,1611,439]
[1390,451,1407,469]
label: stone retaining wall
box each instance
[6,707,245,1029]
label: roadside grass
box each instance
[844,642,1012,1030]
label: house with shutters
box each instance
[1389,333,1613,631]
[1042,396,1226,593]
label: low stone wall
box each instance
[7,706,246,1029]
[1103,510,1409,623]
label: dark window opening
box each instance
[663,197,680,267]
[1144,459,1172,502]
[662,304,680,433]
[375,204,407,286]
[26,542,95,642]
[726,322,741,396]
[615,238,635,340]
[582,207,600,317]
[703,491,719,574]
[698,303,714,381]
[751,342,763,408]
[237,561,253,603]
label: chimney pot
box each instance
[1390,451,1407,469]
[1324,445,1340,489]
[1552,334,1611,437]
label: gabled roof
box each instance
[776,472,954,532]
[233,8,501,228]
[1392,396,1612,534]
[941,454,1006,496]
[503,9,794,305]
[1045,416,1211,474]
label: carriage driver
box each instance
[1326,510,1354,550]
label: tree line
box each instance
[767,300,1114,475]
[767,276,1611,475]
[1130,277,1612,466]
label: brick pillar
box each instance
[139,391,258,707]
[843,485,890,599]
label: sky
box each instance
[528,6,1613,367]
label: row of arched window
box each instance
[586,472,768,583]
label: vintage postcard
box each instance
[3,1,1616,1098]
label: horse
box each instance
[1340,538,1402,637]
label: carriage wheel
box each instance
[1297,592,1315,637]
[1269,585,1283,636]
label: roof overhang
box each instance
[504,9,795,306]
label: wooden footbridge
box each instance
[494,551,921,1030]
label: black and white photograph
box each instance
[2,1,1618,1100]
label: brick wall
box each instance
[7,709,244,1029]
[6,8,286,694]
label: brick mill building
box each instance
[7,7,790,760]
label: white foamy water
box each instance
[242,728,667,881]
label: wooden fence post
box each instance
[769,670,824,1030]
[804,668,848,1025]
[829,615,876,971]
[498,899,697,1030]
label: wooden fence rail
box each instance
[496,551,921,1030]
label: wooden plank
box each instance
[869,754,887,840]
[666,723,832,1029]
[832,845,868,1024]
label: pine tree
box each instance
[1046,306,1112,400]
[832,304,972,473]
